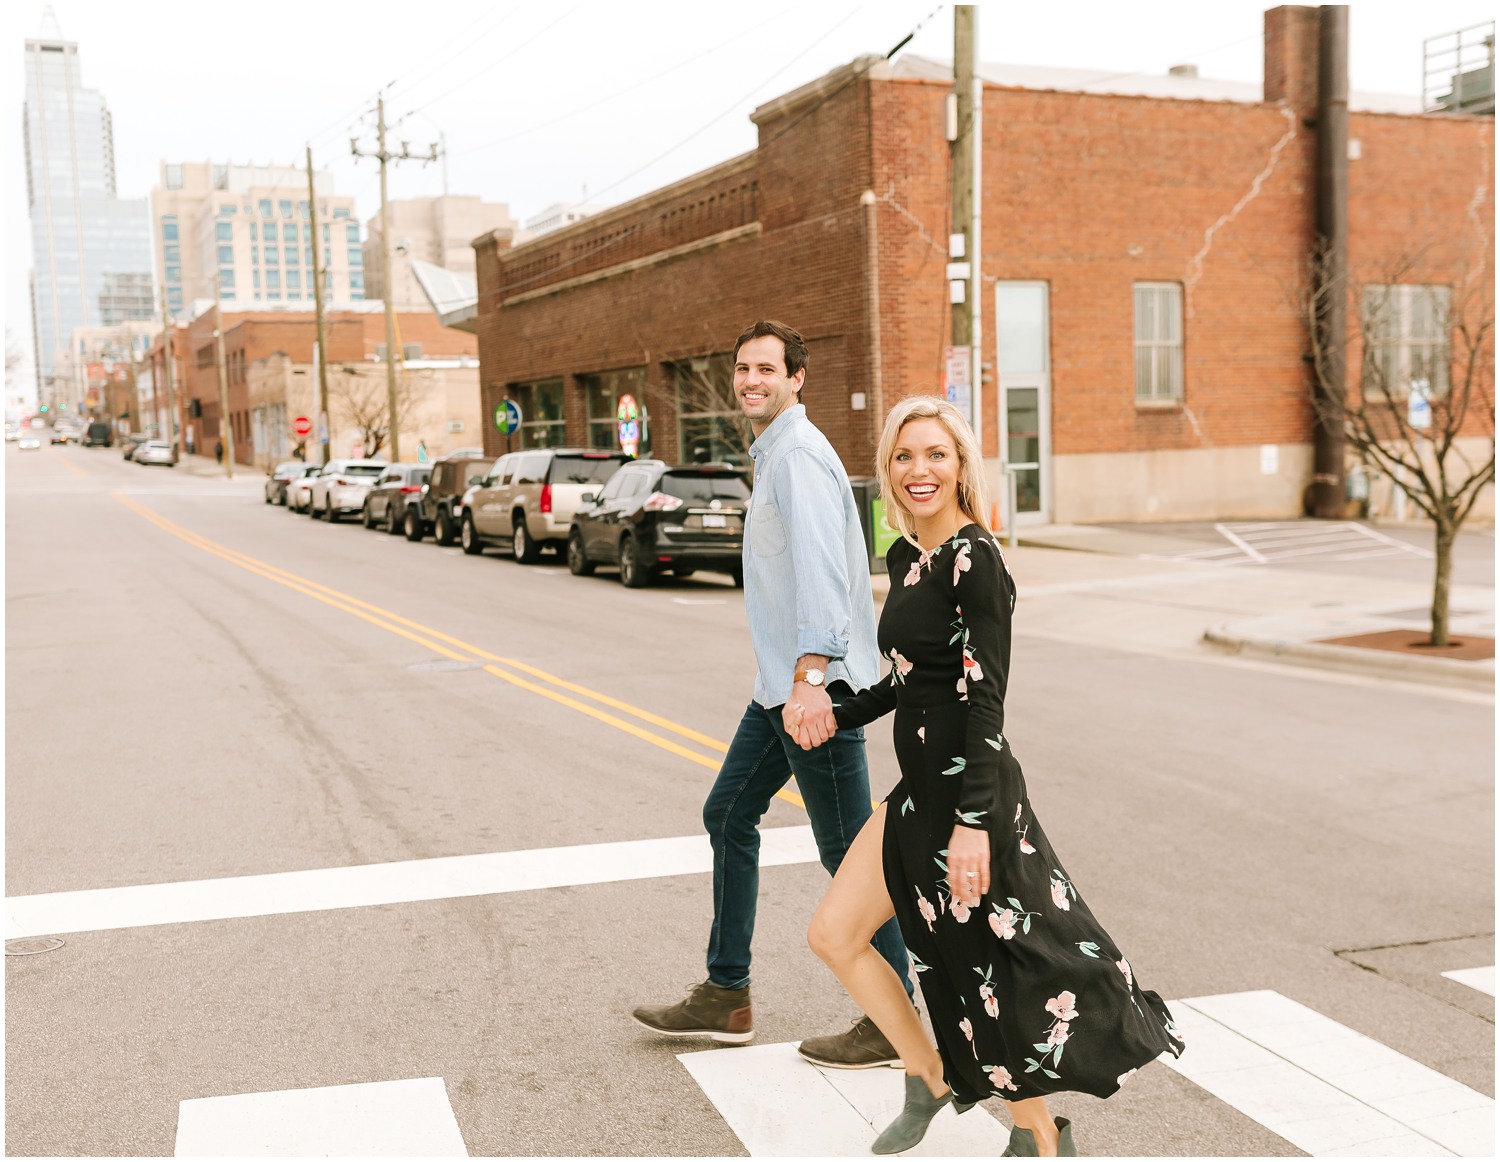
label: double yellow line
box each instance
[113,493,807,809]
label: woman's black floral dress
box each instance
[834,525,1185,1103]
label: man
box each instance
[632,320,914,1069]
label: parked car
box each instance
[120,433,150,460]
[307,459,387,522]
[363,463,431,533]
[18,432,42,451]
[402,449,490,545]
[4,423,19,443]
[264,460,313,505]
[460,448,630,562]
[51,426,75,446]
[568,461,748,587]
[82,421,112,447]
[133,440,178,467]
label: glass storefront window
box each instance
[581,366,648,455]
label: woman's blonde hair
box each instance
[876,394,990,548]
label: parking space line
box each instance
[4,825,822,939]
[1441,967,1495,997]
[1212,523,1269,563]
[174,1076,468,1156]
[110,494,820,811]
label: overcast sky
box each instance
[4,0,1493,400]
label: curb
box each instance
[1202,627,1496,692]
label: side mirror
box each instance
[580,492,595,504]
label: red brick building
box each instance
[474,6,1493,524]
[144,306,477,465]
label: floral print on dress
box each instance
[989,897,1038,940]
[888,648,913,684]
[984,1064,1020,1092]
[1049,869,1077,911]
[1025,991,1078,1080]
[952,537,973,585]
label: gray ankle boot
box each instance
[1001,1115,1076,1156]
[871,1074,976,1154]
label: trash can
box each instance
[850,476,903,574]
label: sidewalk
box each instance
[873,526,1494,693]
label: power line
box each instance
[446,1,802,159]
[401,5,581,118]
[577,4,864,209]
[386,5,526,106]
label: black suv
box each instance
[403,449,490,545]
[363,463,432,533]
[568,461,748,587]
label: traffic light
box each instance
[38,404,48,413]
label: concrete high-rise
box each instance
[150,162,363,316]
[23,7,153,407]
[363,195,514,311]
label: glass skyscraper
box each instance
[23,9,153,405]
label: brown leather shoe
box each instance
[631,981,754,1045]
[796,1014,901,1068]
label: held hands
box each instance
[783,683,837,751]
[946,824,990,908]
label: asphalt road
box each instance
[6,443,1494,1157]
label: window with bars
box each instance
[1361,285,1451,401]
[673,353,749,468]
[1133,282,1184,402]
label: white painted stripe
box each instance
[5,825,820,939]
[1442,967,1496,997]
[174,1076,467,1156]
[1212,523,1268,563]
[1350,524,1436,557]
[679,1042,1010,1157]
[1163,991,1493,1157]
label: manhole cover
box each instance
[6,937,64,956]
[404,660,483,673]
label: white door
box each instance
[994,282,1052,525]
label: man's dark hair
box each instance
[733,320,809,378]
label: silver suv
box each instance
[460,448,629,563]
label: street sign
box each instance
[292,415,313,437]
[494,398,522,435]
[944,345,972,419]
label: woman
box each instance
[796,397,1183,1157]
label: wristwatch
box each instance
[794,668,826,687]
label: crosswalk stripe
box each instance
[678,1042,1011,1157]
[4,825,820,939]
[1441,966,1496,997]
[1162,991,1493,1157]
[173,1077,467,1156]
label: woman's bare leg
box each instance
[1005,1096,1059,1155]
[807,804,946,1096]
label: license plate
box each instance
[702,514,727,529]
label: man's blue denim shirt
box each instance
[743,403,879,709]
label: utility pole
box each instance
[949,6,982,438]
[159,287,179,457]
[352,93,438,463]
[214,271,234,479]
[1311,5,1349,519]
[307,144,332,467]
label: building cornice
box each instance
[750,55,889,126]
[501,222,761,307]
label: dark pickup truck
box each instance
[403,449,491,546]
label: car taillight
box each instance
[336,476,353,486]
[643,492,683,511]
[400,484,422,493]
[539,484,552,513]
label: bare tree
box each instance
[1302,240,1495,647]
[330,367,420,460]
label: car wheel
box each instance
[362,502,375,529]
[328,501,340,524]
[619,534,650,588]
[461,513,484,555]
[264,491,272,505]
[404,507,424,542]
[434,509,455,546]
[386,504,402,535]
[730,564,744,588]
[512,514,542,564]
[567,529,596,576]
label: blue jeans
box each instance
[703,685,914,997]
